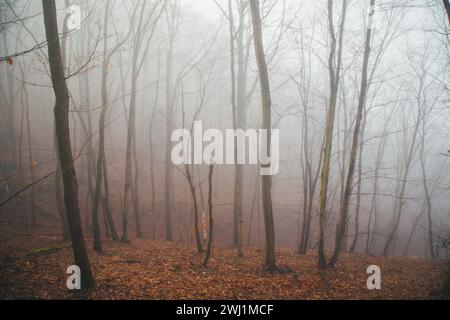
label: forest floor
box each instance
[0,226,447,300]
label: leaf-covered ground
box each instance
[0,227,446,300]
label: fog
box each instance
[1,0,449,263]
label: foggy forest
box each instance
[0,0,449,300]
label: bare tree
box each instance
[91,0,132,250]
[329,0,375,267]
[122,0,166,243]
[249,0,276,272]
[163,0,179,242]
[383,47,437,256]
[42,0,94,288]
[317,0,348,269]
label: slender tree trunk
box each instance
[24,84,37,227]
[250,0,276,272]
[228,0,250,256]
[148,125,157,238]
[90,0,118,252]
[419,126,435,259]
[329,0,374,267]
[102,157,118,239]
[317,0,348,269]
[247,170,260,246]
[228,0,239,250]
[148,58,160,240]
[122,74,137,243]
[76,1,96,234]
[42,0,94,288]
[350,116,367,253]
[202,164,214,267]
[164,37,174,242]
[93,0,125,243]
[132,134,142,238]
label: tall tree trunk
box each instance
[164,35,175,242]
[122,73,138,243]
[42,0,94,288]
[93,0,126,243]
[228,0,251,256]
[75,0,96,234]
[329,0,374,267]
[51,3,71,240]
[317,0,347,269]
[148,61,159,240]
[90,0,114,252]
[250,0,276,272]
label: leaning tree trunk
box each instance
[42,0,94,289]
[249,0,276,272]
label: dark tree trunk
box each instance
[42,0,94,289]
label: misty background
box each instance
[0,0,449,259]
